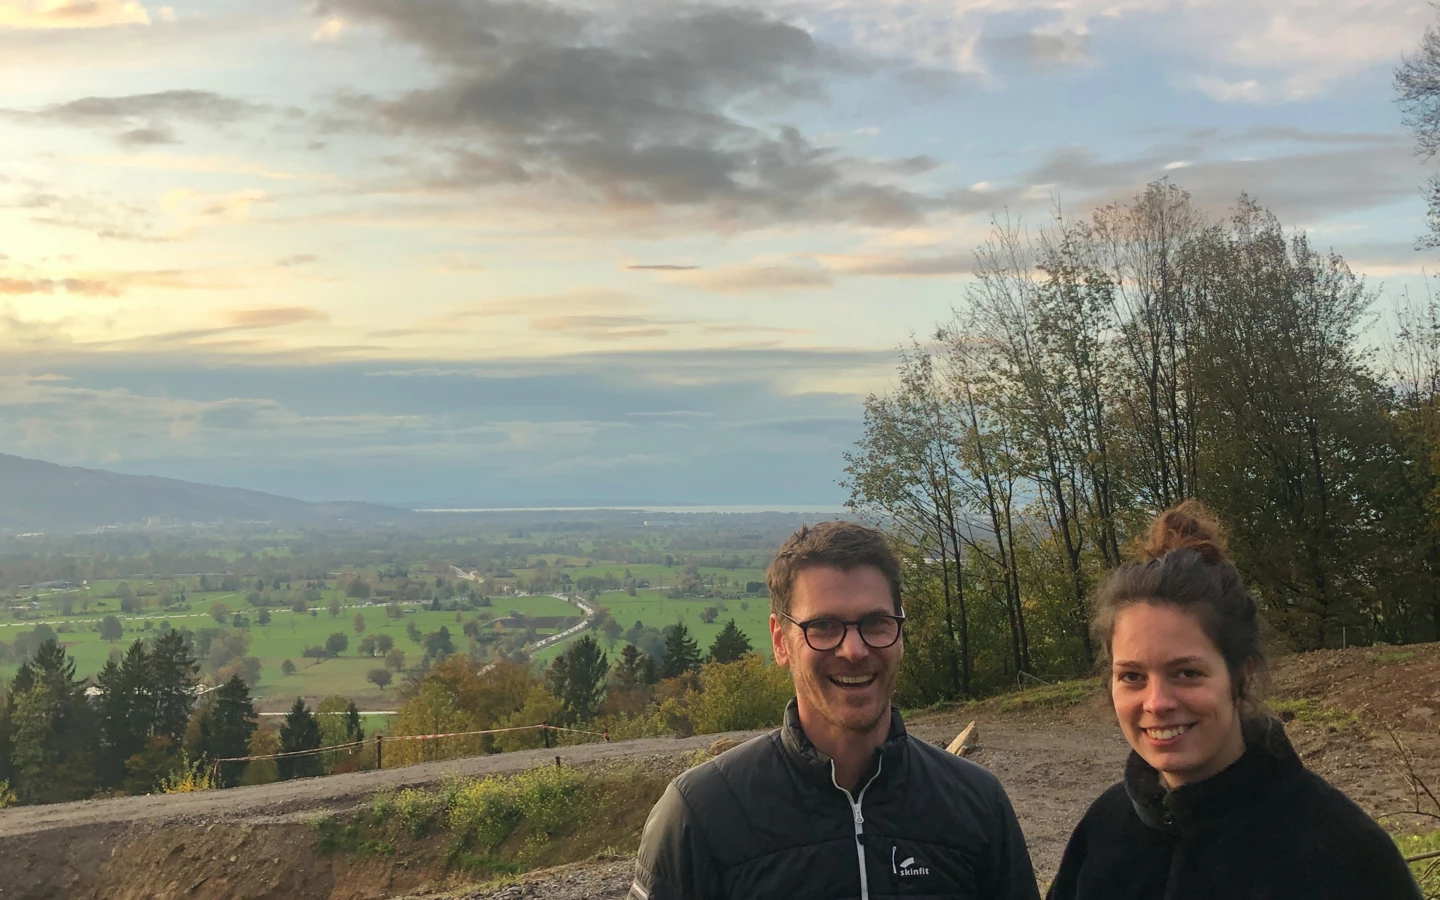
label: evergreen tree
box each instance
[640,653,660,685]
[277,698,321,781]
[95,640,153,788]
[708,620,753,663]
[613,644,646,689]
[660,623,702,679]
[148,629,198,744]
[190,674,257,788]
[544,635,609,723]
[8,641,95,804]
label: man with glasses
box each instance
[629,520,1038,900]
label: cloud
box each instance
[8,184,172,243]
[982,30,1090,69]
[0,0,151,29]
[226,307,329,329]
[84,153,327,181]
[7,89,261,146]
[320,0,946,229]
[276,254,320,267]
[678,263,834,293]
[0,276,120,296]
[1018,137,1421,222]
[0,350,878,503]
[773,0,1427,100]
[626,264,701,271]
[160,187,269,222]
[116,125,177,146]
[824,252,972,277]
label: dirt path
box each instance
[0,731,758,840]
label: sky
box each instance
[0,0,1435,507]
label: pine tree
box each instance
[148,629,198,744]
[191,674,257,788]
[278,698,321,781]
[613,644,646,689]
[708,620,753,663]
[8,640,95,804]
[95,640,153,787]
[660,623,702,679]
[545,635,609,723]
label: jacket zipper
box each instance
[832,758,884,900]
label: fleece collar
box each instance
[1125,716,1304,834]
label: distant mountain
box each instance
[0,454,408,531]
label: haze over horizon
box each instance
[1,0,1434,506]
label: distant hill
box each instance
[0,454,407,531]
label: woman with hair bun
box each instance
[1047,501,1421,900]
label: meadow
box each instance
[532,589,775,663]
[1,591,579,710]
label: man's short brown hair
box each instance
[766,520,902,617]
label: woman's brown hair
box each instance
[1091,501,1267,709]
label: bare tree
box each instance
[1397,5,1440,249]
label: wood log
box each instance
[946,720,979,757]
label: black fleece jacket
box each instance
[630,699,1039,900]
[1047,718,1421,900]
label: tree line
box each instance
[383,618,781,766]
[0,633,369,805]
[846,180,1440,706]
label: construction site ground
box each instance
[3,641,1438,900]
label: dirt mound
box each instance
[3,822,439,900]
[1269,640,1440,732]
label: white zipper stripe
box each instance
[832,758,884,900]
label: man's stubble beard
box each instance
[792,640,899,735]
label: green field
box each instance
[3,553,774,707]
[506,563,766,590]
[1,592,580,710]
[534,589,774,664]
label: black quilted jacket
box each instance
[629,699,1039,900]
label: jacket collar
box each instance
[779,696,909,785]
[1125,716,1303,833]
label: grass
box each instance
[979,678,1101,714]
[1266,697,1364,732]
[1369,650,1419,665]
[1,593,580,706]
[1396,829,1440,898]
[318,763,671,879]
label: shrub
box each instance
[512,765,589,835]
[371,789,396,823]
[448,776,523,849]
[158,753,216,794]
[393,787,441,836]
[686,656,793,735]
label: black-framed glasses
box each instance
[779,611,906,651]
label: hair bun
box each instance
[1134,500,1228,565]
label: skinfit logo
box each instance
[892,846,930,877]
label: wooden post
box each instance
[541,723,551,749]
[375,734,383,770]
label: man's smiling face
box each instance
[772,564,902,736]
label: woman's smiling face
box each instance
[1110,602,1246,789]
